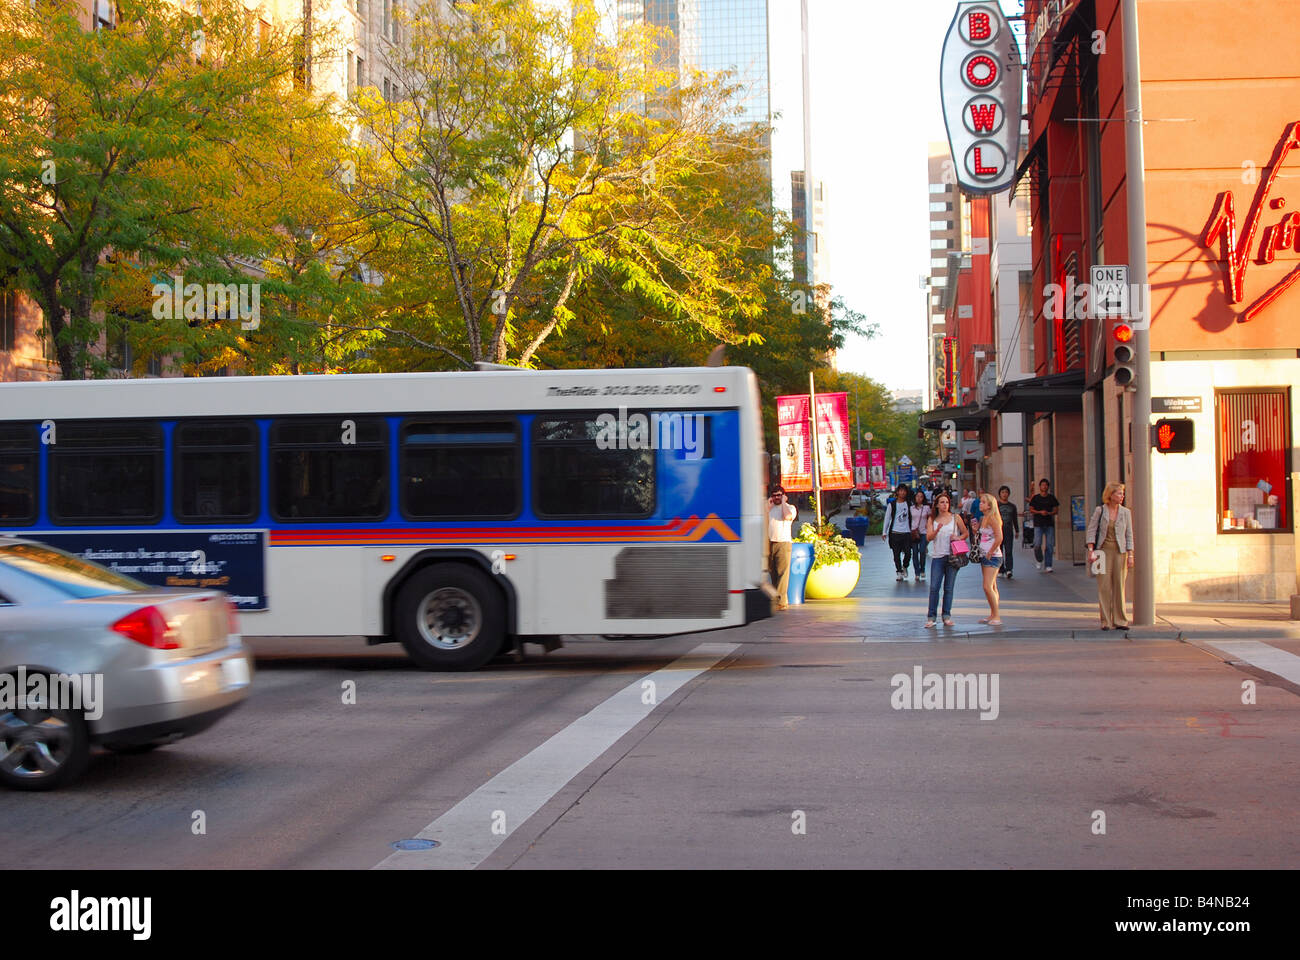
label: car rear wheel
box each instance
[0,679,91,791]
[395,564,506,671]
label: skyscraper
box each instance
[618,1,770,130]
[617,1,825,287]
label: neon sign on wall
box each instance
[939,3,1024,195]
[1203,122,1300,322]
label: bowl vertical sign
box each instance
[940,2,1022,195]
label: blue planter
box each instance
[845,516,868,546]
[787,542,815,605]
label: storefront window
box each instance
[1216,389,1291,533]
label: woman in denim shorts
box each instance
[976,493,1004,625]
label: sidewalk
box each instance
[776,532,1300,641]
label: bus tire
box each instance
[394,565,506,671]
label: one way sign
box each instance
[1090,264,1129,318]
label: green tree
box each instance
[347,0,774,368]
[0,0,335,379]
[818,369,931,477]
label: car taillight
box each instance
[225,600,240,637]
[111,606,180,650]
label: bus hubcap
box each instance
[417,588,482,650]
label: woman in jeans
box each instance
[976,492,1005,625]
[909,490,931,583]
[925,491,969,628]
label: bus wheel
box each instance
[395,565,505,671]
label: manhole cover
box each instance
[390,838,440,851]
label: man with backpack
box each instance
[881,484,913,582]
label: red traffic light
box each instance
[1112,322,1134,343]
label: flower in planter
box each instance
[794,522,862,572]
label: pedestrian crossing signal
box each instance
[1154,418,1194,453]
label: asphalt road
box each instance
[3,612,1298,869]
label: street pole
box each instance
[1122,0,1154,626]
[854,388,862,452]
[809,371,823,527]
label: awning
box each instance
[1010,132,1045,196]
[988,369,1084,414]
[919,403,990,431]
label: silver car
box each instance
[0,537,253,790]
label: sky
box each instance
[783,0,1022,395]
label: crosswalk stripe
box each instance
[373,641,738,870]
[1205,640,1300,686]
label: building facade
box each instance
[929,0,1299,604]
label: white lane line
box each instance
[1205,640,1300,686]
[373,641,739,870]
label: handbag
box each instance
[947,537,971,569]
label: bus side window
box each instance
[401,419,520,520]
[269,418,388,522]
[0,423,37,525]
[49,420,162,525]
[174,420,259,524]
[533,415,655,518]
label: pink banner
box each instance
[854,449,888,491]
[776,394,812,492]
[853,450,870,489]
[869,448,887,490]
[814,392,854,491]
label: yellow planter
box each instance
[804,558,861,599]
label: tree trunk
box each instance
[34,277,78,381]
[518,265,580,366]
[303,1,313,90]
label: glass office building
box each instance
[618,0,771,131]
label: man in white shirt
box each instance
[768,484,798,610]
[881,484,914,581]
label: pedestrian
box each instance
[969,488,985,528]
[767,484,797,610]
[909,489,931,583]
[924,491,969,628]
[1028,478,1060,572]
[976,492,1004,625]
[996,485,1019,579]
[881,484,913,581]
[1086,481,1135,630]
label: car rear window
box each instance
[0,542,145,599]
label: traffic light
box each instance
[1154,418,1195,453]
[1112,322,1135,386]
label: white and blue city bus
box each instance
[0,366,771,669]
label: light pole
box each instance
[809,372,823,526]
[1122,0,1154,626]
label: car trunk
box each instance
[83,590,232,656]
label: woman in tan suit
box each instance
[1086,481,1135,630]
